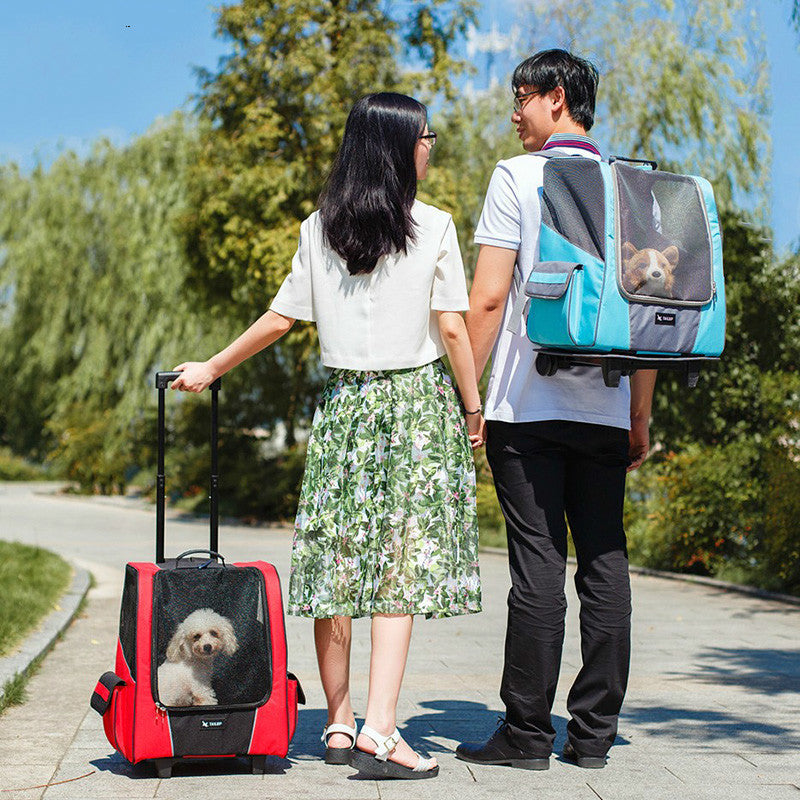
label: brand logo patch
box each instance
[201,719,224,729]
[655,312,676,326]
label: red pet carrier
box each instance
[91,372,304,778]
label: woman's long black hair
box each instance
[319,92,427,276]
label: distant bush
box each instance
[625,436,800,596]
[0,447,49,481]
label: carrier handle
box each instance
[174,549,226,567]
[155,371,222,564]
[609,155,658,170]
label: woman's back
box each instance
[270,199,468,370]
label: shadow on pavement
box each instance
[621,704,800,749]
[671,646,800,694]
[91,751,291,778]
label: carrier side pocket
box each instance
[524,262,588,347]
[91,672,125,716]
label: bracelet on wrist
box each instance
[464,406,482,416]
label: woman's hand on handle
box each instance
[171,362,217,393]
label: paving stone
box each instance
[1,483,799,800]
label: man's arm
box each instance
[628,369,657,472]
[465,244,518,378]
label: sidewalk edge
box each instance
[0,565,92,700]
[479,547,800,608]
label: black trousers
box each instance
[486,420,632,758]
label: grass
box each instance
[0,541,72,659]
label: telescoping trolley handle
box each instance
[154,372,222,564]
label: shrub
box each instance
[626,435,800,596]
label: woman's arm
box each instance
[438,311,485,448]
[172,310,296,392]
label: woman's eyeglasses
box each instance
[419,132,437,145]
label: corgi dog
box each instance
[621,242,679,299]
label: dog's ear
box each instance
[221,620,238,656]
[621,242,638,262]
[662,245,679,269]
[166,624,184,662]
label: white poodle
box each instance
[157,608,238,707]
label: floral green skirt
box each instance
[287,360,481,619]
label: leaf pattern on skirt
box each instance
[287,360,482,619]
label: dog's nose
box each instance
[652,270,662,278]
[203,643,212,653]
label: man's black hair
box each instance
[512,49,599,130]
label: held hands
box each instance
[466,411,486,450]
[171,362,217,393]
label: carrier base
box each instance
[535,350,718,388]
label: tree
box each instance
[0,114,217,487]
[515,0,771,213]
[181,0,477,442]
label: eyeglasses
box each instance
[419,132,437,145]
[513,90,541,113]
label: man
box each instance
[456,49,656,770]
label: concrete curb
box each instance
[0,565,92,701]
[479,546,800,608]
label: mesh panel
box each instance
[615,163,712,303]
[541,159,606,261]
[119,565,138,679]
[152,566,271,709]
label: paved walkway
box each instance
[0,482,798,799]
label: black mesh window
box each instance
[541,158,606,261]
[615,163,713,303]
[119,565,138,679]
[152,566,272,709]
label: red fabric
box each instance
[94,682,110,702]
[126,562,174,763]
[102,558,295,768]
[237,561,291,757]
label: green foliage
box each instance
[515,0,771,212]
[0,540,71,658]
[473,446,507,548]
[0,114,222,488]
[626,439,764,574]
[181,0,477,442]
[0,448,48,481]
[651,213,800,448]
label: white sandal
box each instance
[349,724,439,779]
[321,722,358,765]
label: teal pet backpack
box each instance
[509,154,726,387]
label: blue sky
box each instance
[1,0,797,252]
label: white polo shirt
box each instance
[270,200,469,371]
[474,135,631,429]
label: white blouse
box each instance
[269,200,469,370]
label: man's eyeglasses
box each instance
[419,132,437,145]
[513,90,541,113]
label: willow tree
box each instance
[181,0,477,442]
[512,0,771,211]
[0,114,215,488]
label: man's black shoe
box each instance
[455,723,549,770]
[562,741,606,769]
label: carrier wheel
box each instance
[251,754,268,775]
[536,353,559,377]
[601,363,623,388]
[153,758,174,779]
[683,368,700,388]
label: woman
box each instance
[172,92,483,780]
